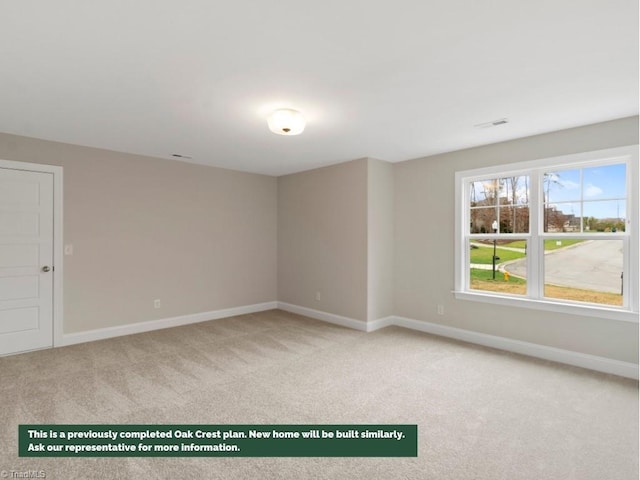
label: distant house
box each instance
[563,214,581,232]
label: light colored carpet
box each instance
[0,309,637,479]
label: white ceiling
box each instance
[1,1,637,176]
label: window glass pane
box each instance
[543,169,580,203]
[544,239,623,306]
[583,201,626,232]
[543,202,580,232]
[498,175,529,233]
[469,239,526,295]
[470,179,500,204]
[543,163,627,234]
[544,168,581,233]
[500,175,529,206]
[499,205,530,233]
[470,176,530,234]
[583,163,626,199]
[470,207,497,233]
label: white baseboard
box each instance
[366,316,395,332]
[389,315,639,380]
[56,299,638,380]
[274,302,638,380]
[58,301,278,347]
[277,302,369,331]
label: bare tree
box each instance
[506,176,519,233]
[543,172,562,232]
[546,207,568,232]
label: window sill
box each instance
[453,291,639,323]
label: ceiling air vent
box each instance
[474,118,509,128]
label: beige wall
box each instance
[394,116,639,363]
[278,159,369,321]
[278,157,394,323]
[367,158,394,321]
[0,133,277,334]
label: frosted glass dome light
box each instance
[267,109,305,135]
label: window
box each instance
[455,146,638,322]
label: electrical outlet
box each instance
[154,299,161,309]
[315,291,321,302]
[437,304,444,315]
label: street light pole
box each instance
[492,220,498,280]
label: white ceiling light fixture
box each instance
[267,108,306,135]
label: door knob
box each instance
[42,266,51,272]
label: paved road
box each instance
[506,240,623,293]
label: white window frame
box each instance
[454,145,638,323]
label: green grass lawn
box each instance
[543,239,584,251]
[470,268,527,295]
[501,240,526,249]
[469,245,526,264]
[501,239,584,251]
[470,268,526,283]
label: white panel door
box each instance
[0,167,54,355]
